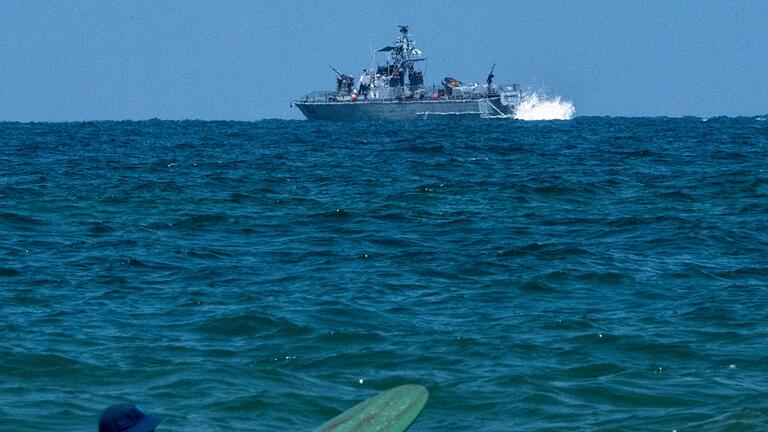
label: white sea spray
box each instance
[514,91,575,120]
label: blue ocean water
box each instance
[1,117,767,431]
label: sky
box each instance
[1,0,766,121]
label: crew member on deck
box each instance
[358,69,371,99]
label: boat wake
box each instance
[514,92,575,121]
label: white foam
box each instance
[514,91,575,121]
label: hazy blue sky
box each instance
[1,0,766,120]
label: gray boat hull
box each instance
[295,98,509,121]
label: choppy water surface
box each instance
[1,117,767,431]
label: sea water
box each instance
[1,116,767,430]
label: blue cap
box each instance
[99,404,161,432]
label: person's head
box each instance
[99,404,161,432]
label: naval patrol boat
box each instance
[293,26,522,121]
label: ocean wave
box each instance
[1,118,766,431]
